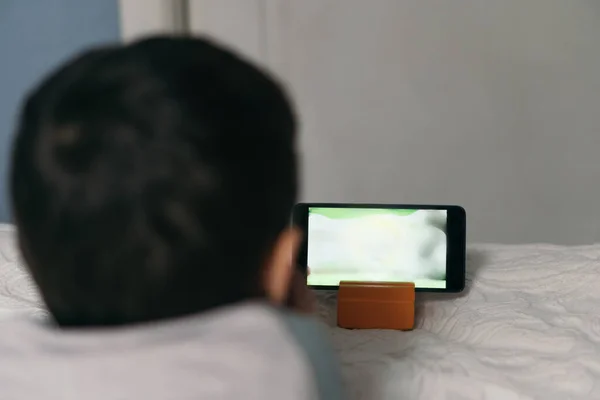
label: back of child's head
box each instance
[10,36,298,327]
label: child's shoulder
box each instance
[0,303,342,400]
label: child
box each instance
[3,36,342,399]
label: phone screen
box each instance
[306,207,447,289]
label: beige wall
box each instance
[190,0,600,245]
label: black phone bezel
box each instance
[292,203,466,293]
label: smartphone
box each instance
[292,203,466,293]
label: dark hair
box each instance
[10,36,297,327]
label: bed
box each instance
[1,223,599,399]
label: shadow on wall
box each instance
[0,0,121,222]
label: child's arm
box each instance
[282,268,344,400]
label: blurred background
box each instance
[2,0,600,245]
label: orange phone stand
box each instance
[337,281,415,330]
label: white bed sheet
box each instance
[1,223,599,399]
[317,244,600,400]
[0,225,43,318]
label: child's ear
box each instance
[263,227,302,305]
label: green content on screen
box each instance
[306,207,447,289]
